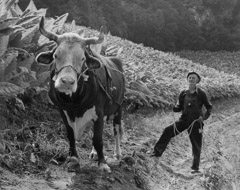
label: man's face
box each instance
[187,74,199,86]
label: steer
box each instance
[35,17,125,173]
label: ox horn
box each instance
[85,26,104,45]
[39,17,59,42]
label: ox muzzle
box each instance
[53,64,88,95]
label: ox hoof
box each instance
[98,163,111,173]
[67,157,80,172]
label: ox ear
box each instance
[85,51,101,69]
[35,51,54,65]
[35,46,56,64]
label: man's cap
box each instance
[187,71,201,83]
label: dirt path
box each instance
[1,97,240,190]
[143,97,240,190]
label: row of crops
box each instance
[177,50,240,76]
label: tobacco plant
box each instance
[0,0,68,97]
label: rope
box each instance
[172,112,181,137]
[77,66,88,82]
[172,112,203,136]
[103,63,124,75]
[172,112,207,160]
[173,120,181,137]
[187,119,203,136]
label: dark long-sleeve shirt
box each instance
[173,87,212,122]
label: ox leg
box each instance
[59,110,79,172]
[113,108,123,160]
[65,124,78,157]
[60,110,78,157]
[93,116,111,173]
[66,125,80,171]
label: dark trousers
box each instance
[154,120,203,170]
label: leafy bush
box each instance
[0,0,68,98]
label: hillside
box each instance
[1,6,240,190]
[176,50,240,76]
[65,25,240,108]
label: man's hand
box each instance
[172,104,181,112]
[197,116,203,123]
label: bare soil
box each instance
[1,94,240,190]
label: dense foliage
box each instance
[77,25,240,109]
[177,50,240,76]
[2,0,240,110]
[18,0,240,52]
[0,0,70,97]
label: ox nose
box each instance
[61,77,75,85]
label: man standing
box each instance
[151,71,212,173]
